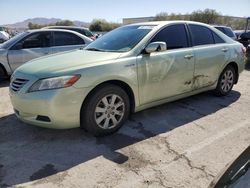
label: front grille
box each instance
[10,78,29,92]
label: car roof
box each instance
[26,29,93,42]
[129,20,216,28]
[213,25,232,29]
[43,26,89,30]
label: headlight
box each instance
[29,75,80,92]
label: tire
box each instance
[0,67,6,82]
[80,84,130,136]
[214,65,236,96]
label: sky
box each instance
[0,0,249,25]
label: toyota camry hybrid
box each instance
[9,21,246,136]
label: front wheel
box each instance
[214,65,236,96]
[80,84,130,136]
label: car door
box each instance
[7,31,52,71]
[51,31,86,54]
[188,24,229,89]
[137,24,195,105]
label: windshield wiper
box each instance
[85,48,103,52]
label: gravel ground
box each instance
[0,64,250,188]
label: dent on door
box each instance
[137,50,195,105]
[192,45,227,89]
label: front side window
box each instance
[189,25,214,46]
[53,31,85,46]
[86,25,154,52]
[14,32,51,49]
[151,24,189,50]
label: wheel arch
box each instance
[81,80,136,115]
[0,63,8,77]
[226,62,239,84]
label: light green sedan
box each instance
[9,21,246,136]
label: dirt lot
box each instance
[1,64,250,188]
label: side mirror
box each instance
[144,42,167,54]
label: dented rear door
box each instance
[192,44,228,89]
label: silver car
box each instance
[0,29,92,80]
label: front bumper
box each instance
[9,72,93,129]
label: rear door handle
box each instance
[184,54,194,59]
[222,48,228,52]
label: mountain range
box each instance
[3,17,90,28]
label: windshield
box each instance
[85,25,154,52]
[1,32,28,49]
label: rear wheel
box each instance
[214,65,236,96]
[81,84,130,136]
[0,67,6,82]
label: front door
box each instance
[7,31,52,71]
[137,24,195,105]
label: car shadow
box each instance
[0,90,241,187]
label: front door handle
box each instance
[222,48,228,52]
[184,54,194,59]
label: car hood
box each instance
[16,49,122,77]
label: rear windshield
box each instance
[223,27,236,38]
[215,27,235,38]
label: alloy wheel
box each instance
[221,69,234,93]
[94,94,125,129]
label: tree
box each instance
[153,13,169,21]
[189,9,220,24]
[28,22,42,29]
[55,20,73,26]
[89,19,120,32]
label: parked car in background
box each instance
[234,30,248,40]
[0,29,92,80]
[209,146,250,188]
[43,26,96,40]
[246,44,250,60]
[237,31,250,47]
[214,26,237,40]
[0,27,10,43]
[10,21,245,136]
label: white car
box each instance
[0,27,10,43]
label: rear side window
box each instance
[189,25,214,46]
[53,31,85,46]
[212,32,225,44]
[151,24,188,50]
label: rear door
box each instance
[51,31,86,54]
[188,24,229,89]
[7,31,52,71]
